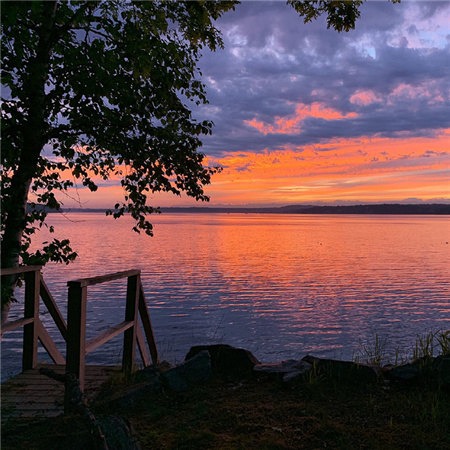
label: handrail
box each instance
[139,283,159,364]
[1,317,34,334]
[66,269,159,390]
[85,320,134,354]
[0,265,43,276]
[1,266,159,396]
[0,266,64,369]
[40,279,68,340]
[67,269,141,287]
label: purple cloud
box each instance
[191,1,450,157]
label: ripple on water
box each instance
[2,214,449,381]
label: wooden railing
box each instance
[1,266,66,370]
[67,269,159,389]
[1,266,159,390]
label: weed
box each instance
[393,347,407,367]
[354,330,450,368]
[366,334,386,365]
[355,334,388,366]
[437,330,450,355]
[412,329,450,362]
[413,330,436,361]
[305,360,323,386]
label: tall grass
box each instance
[413,330,450,361]
[355,330,450,367]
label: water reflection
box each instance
[2,213,449,381]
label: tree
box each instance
[1,0,238,318]
[0,0,396,321]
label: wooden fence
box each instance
[1,266,159,390]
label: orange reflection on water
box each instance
[24,212,450,366]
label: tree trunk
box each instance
[1,173,35,325]
[1,302,11,326]
[1,1,58,325]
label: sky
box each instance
[67,0,450,208]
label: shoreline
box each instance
[30,203,450,215]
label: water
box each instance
[2,213,449,381]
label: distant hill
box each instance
[280,204,450,215]
[37,203,450,215]
[26,203,59,213]
[159,204,450,215]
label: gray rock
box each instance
[254,359,312,383]
[162,350,211,391]
[100,415,140,450]
[387,363,421,381]
[186,344,260,377]
[301,355,379,383]
[101,362,171,410]
[387,355,450,386]
[103,379,165,411]
[431,354,450,386]
[134,360,172,383]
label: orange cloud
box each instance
[56,131,449,208]
[388,81,446,105]
[350,90,383,106]
[204,132,450,205]
[245,102,358,135]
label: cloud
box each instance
[192,1,450,160]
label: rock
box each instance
[301,355,379,383]
[388,355,450,386]
[102,379,165,411]
[186,344,260,377]
[162,350,211,391]
[100,362,171,410]
[387,363,421,382]
[134,360,172,383]
[431,354,450,386]
[253,359,312,383]
[100,415,140,450]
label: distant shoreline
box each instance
[36,203,450,215]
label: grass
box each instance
[2,332,450,449]
[3,366,450,449]
[354,329,450,367]
[413,330,450,362]
[120,373,450,450]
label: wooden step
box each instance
[1,363,120,422]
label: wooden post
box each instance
[66,282,87,390]
[22,269,40,370]
[40,278,68,341]
[139,284,160,364]
[122,274,139,373]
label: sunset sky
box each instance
[66,1,450,208]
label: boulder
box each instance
[386,363,421,382]
[134,360,172,383]
[185,344,260,377]
[253,359,312,383]
[301,355,379,383]
[388,354,450,386]
[99,415,140,450]
[99,362,171,410]
[431,354,450,386]
[101,379,165,411]
[162,350,211,391]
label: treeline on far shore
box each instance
[29,203,450,215]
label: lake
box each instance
[2,213,449,381]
